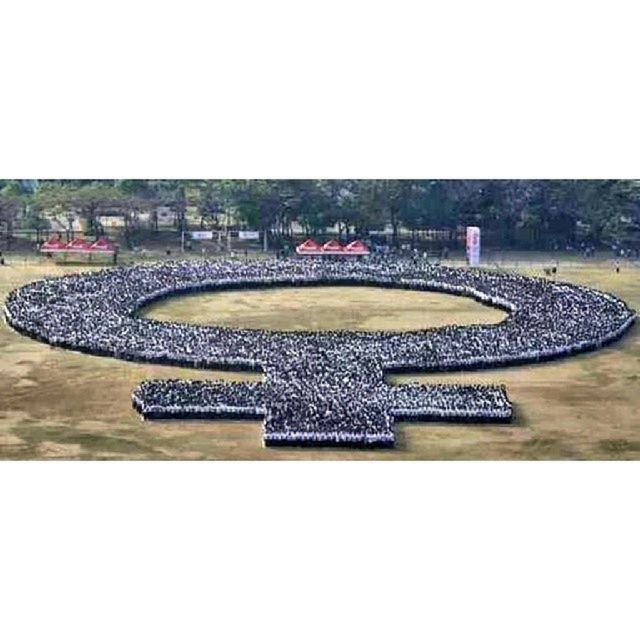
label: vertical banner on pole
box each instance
[466,226,481,266]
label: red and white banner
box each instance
[466,226,481,266]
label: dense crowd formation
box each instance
[132,378,512,447]
[4,258,635,447]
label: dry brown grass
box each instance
[143,285,506,331]
[0,258,638,460]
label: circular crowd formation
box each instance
[4,257,636,447]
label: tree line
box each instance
[1,179,639,250]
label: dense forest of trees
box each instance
[1,179,639,250]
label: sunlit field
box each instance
[1,257,638,459]
[143,285,506,332]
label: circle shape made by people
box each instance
[4,259,635,448]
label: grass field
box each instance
[0,257,638,460]
[143,285,506,331]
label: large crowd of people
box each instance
[132,377,512,447]
[4,257,635,447]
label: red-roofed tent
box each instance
[295,238,369,258]
[40,236,117,263]
[344,240,370,255]
[90,237,116,253]
[40,236,69,252]
[321,240,344,255]
[295,239,323,255]
[65,238,94,252]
